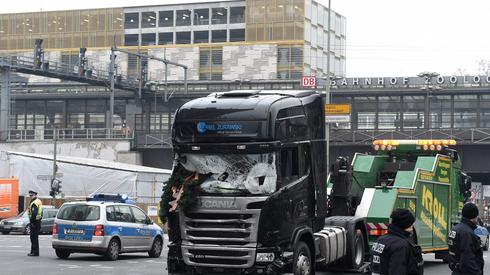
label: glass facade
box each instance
[246,0,304,41]
[11,99,127,130]
[277,45,303,79]
[199,46,223,80]
[333,92,490,130]
[0,8,123,50]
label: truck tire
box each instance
[347,234,365,270]
[293,241,314,275]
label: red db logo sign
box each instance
[301,76,317,88]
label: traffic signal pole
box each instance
[51,129,57,206]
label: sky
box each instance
[3,0,490,77]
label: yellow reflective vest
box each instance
[28,198,43,221]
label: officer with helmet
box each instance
[27,190,43,256]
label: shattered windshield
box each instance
[180,153,277,195]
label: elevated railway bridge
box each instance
[1,59,490,188]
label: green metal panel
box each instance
[367,189,397,219]
[415,156,435,170]
[393,171,416,188]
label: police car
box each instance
[52,194,164,260]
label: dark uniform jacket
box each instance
[371,224,424,275]
[448,218,484,275]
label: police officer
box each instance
[371,208,424,275]
[448,203,484,275]
[27,190,43,256]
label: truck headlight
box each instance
[256,252,275,262]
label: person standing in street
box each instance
[27,190,43,256]
[448,202,484,275]
[371,208,424,275]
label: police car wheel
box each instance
[55,249,70,259]
[148,237,163,258]
[293,241,313,275]
[105,238,120,261]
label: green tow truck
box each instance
[335,139,472,260]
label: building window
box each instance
[277,45,303,79]
[124,13,139,29]
[194,9,209,25]
[141,12,156,28]
[176,32,191,44]
[158,32,173,45]
[176,9,191,26]
[212,8,227,24]
[141,33,156,46]
[159,11,173,27]
[229,29,245,42]
[211,30,227,43]
[194,31,209,43]
[200,47,223,80]
[230,6,245,23]
[124,34,139,46]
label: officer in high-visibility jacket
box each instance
[27,190,43,256]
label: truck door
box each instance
[279,144,312,237]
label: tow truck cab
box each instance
[167,90,332,274]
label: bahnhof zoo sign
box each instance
[331,75,490,89]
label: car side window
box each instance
[106,206,117,222]
[131,206,148,224]
[117,205,135,223]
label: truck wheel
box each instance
[347,234,365,270]
[293,241,313,275]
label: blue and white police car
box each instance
[52,194,164,260]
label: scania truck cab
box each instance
[165,90,367,275]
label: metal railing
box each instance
[134,131,172,148]
[0,55,142,93]
[331,128,490,145]
[4,128,133,142]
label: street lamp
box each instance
[417,71,441,129]
[325,0,332,173]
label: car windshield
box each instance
[57,204,100,221]
[180,153,277,195]
[19,210,28,218]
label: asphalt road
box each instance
[0,233,489,275]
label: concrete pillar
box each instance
[0,68,10,141]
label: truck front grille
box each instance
[181,210,260,268]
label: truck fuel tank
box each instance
[314,226,347,264]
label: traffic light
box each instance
[79,47,87,76]
[140,59,148,85]
[51,178,62,194]
[34,39,44,69]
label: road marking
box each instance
[127,261,139,264]
[89,264,101,267]
[59,264,81,269]
[96,266,114,269]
